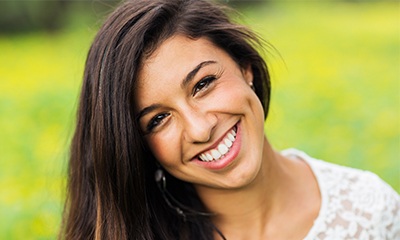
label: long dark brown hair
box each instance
[60,0,271,239]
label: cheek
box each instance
[213,80,262,114]
[146,133,181,167]
[217,80,265,136]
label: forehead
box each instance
[134,36,235,108]
[137,35,226,86]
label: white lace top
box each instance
[281,149,400,240]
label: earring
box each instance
[154,168,213,221]
[155,169,166,189]
[249,82,255,91]
[155,168,186,220]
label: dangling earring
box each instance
[249,82,255,91]
[154,168,213,222]
[154,168,186,220]
[154,168,227,239]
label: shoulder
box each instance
[282,149,400,240]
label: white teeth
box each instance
[224,138,233,147]
[218,144,228,155]
[211,149,222,160]
[197,126,237,162]
[231,129,236,137]
[227,133,235,142]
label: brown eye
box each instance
[193,75,216,95]
[146,112,170,132]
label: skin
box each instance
[134,35,321,239]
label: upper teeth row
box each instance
[198,128,236,162]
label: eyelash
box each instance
[145,73,220,133]
[192,75,217,96]
[146,112,170,132]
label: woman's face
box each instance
[135,35,266,190]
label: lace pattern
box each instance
[282,149,400,240]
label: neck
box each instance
[194,138,318,239]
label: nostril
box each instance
[181,108,217,143]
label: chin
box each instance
[221,161,262,190]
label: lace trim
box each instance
[281,149,400,240]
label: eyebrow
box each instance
[136,103,162,122]
[181,60,217,89]
[136,60,217,121]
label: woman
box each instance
[60,0,400,239]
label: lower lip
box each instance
[193,122,242,170]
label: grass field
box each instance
[0,1,398,239]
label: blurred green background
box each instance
[0,0,398,238]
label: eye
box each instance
[193,75,217,96]
[146,112,170,132]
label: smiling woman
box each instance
[135,36,265,183]
[59,0,400,239]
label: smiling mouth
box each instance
[197,126,237,162]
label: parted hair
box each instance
[60,0,271,239]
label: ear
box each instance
[241,64,253,85]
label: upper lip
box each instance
[191,122,238,160]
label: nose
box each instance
[181,107,217,143]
